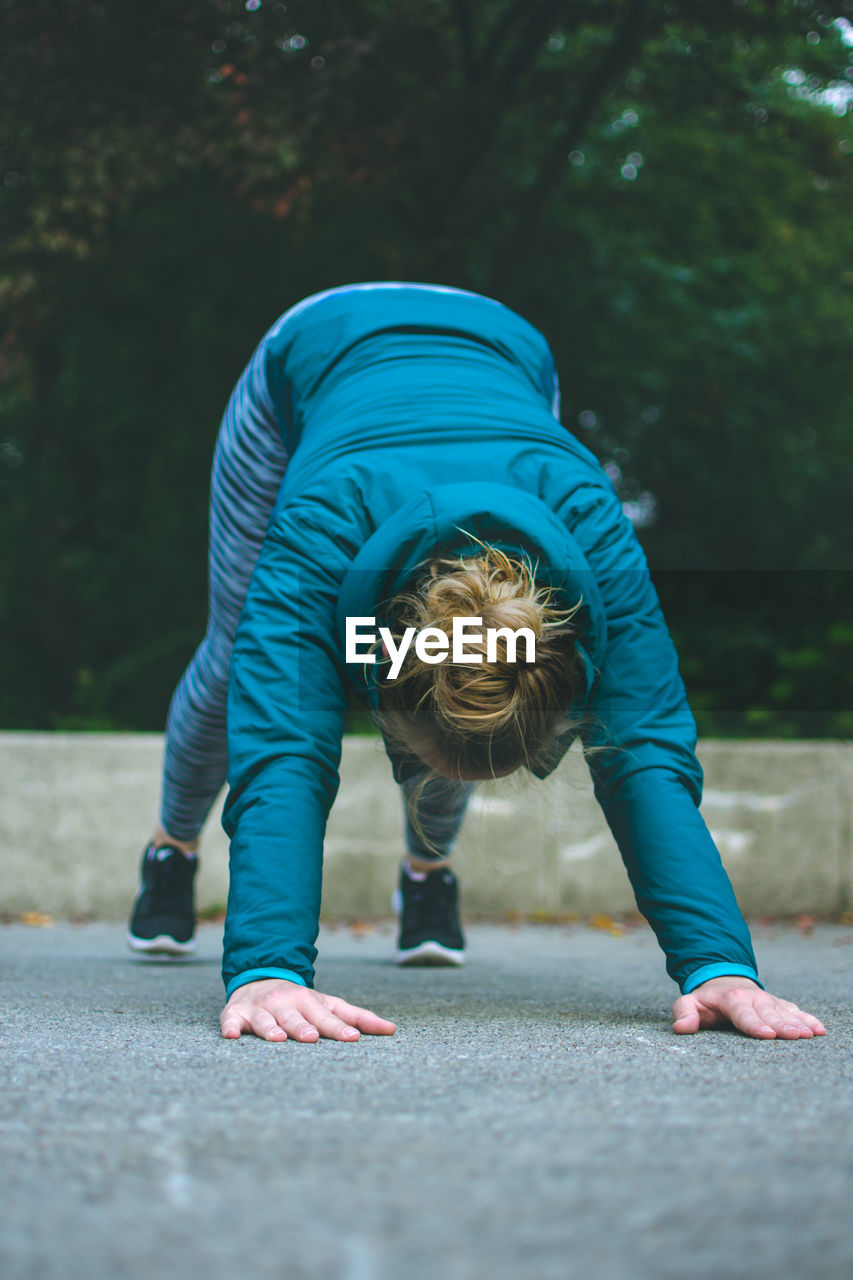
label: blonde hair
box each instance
[375,543,582,779]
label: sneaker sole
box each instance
[126,931,196,957]
[395,941,465,967]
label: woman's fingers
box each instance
[793,1011,827,1034]
[247,1007,290,1042]
[672,978,827,1040]
[220,1004,287,1042]
[270,1006,323,1042]
[219,978,396,1043]
[766,996,826,1034]
[219,1007,250,1040]
[319,994,397,1036]
[270,992,359,1042]
[671,996,709,1034]
[716,989,824,1039]
[720,992,784,1039]
[748,993,826,1038]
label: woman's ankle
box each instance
[151,825,199,856]
[405,855,452,876]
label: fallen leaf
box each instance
[795,913,818,936]
[20,912,53,927]
[525,910,580,925]
[587,913,624,937]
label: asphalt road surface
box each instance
[1,920,851,1280]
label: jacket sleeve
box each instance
[564,485,761,994]
[220,509,351,997]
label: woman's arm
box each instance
[563,484,825,1035]
[219,504,394,1039]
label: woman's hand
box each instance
[672,975,826,1039]
[220,978,397,1043]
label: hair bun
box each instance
[377,545,582,778]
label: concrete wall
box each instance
[1,733,850,920]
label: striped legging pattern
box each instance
[159,285,478,858]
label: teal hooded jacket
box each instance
[221,284,760,999]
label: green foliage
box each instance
[656,570,853,738]
[1,1,851,733]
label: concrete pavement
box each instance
[1,919,851,1280]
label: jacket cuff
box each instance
[225,968,309,999]
[681,963,764,995]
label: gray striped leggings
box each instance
[160,285,475,859]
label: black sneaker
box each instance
[394,864,465,966]
[127,844,197,956]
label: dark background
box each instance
[1,0,851,736]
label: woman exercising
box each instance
[128,281,825,1044]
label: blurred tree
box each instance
[0,0,851,731]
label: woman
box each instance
[128,281,825,1044]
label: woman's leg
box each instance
[131,292,349,951]
[400,772,476,868]
[158,281,477,838]
[392,771,473,964]
[158,349,291,843]
[130,353,289,953]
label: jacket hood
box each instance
[335,481,606,711]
